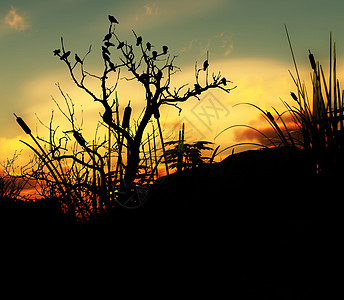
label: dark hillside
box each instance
[145,147,341,298]
[1,147,341,298]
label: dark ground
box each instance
[0,147,342,298]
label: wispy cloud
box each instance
[179,39,197,54]
[224,43,234,56]
[195,32,234,58]
[4,7,29,31]
[144,3,159,16]
[218,32,234,56]
[131,0,224,32]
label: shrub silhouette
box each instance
[164,123,215,172]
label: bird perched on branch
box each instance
[146,42,151,51]
[117,41,125,49]
[104,41,115,48]
[103,32,112,41]
[152,51,158,59]
[53,49,61,56]
[162,45,168,54]
[75,53,83,64]
[194,83,201,95]
[60,51,71,60]
[136,36,142,46]
[221,77,227,86]
[102,52,110,62]
[108,15,119,24]
[102,108,113,124]
[102,46,110,55]
[109,62,116,71]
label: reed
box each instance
[230,29,344,175]
[15,91,168,219]
[284,28,344,174]
[214,28,344,177]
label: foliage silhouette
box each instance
[0,152,30,201]
[14,14,234,220]
[216,27,344,177]
[164,123,215,172]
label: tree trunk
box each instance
[123,108,152,189]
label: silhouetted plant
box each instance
[0,152,30,201]
[284,29,344,174]
[216,27,344,175]
[53,15,233,187]
[164,123,215,172]
[15,14,234,219]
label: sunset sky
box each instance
[1,0,344,164]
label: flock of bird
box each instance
[53,14,228,93]
[53,15,171,67]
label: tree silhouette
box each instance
[52,15,234,202]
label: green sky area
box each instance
[1,0,344,159]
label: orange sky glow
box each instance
[1,0,344,178]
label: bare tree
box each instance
[53,15,235,192]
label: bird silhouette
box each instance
[152,51,158,59]
[53,49,61,56]
[194,84,201,94]
[136,36,142,46]
[103,108,113,124]
[103,33,112,41]
[102,46,110,55]
[104,41,115,48]
[203,60,209,71]
[146,42,151,51]
[221,77,227,86]
[75,54,83,64]
[162,45,168,54]
[117,41,125,49]
[108,15,119,24]
[102,52,110,62]
[109,62,116,71]
[60,51,71,60]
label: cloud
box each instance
[144,3,159,16]
[196,32,234,58]
[129,0,224,32]
[233,121,303,147]
[4,7,29,31]
[179,39,197,54]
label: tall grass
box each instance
[14,93,164,220]
[216,28,344,176]
[283,28,344,175]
